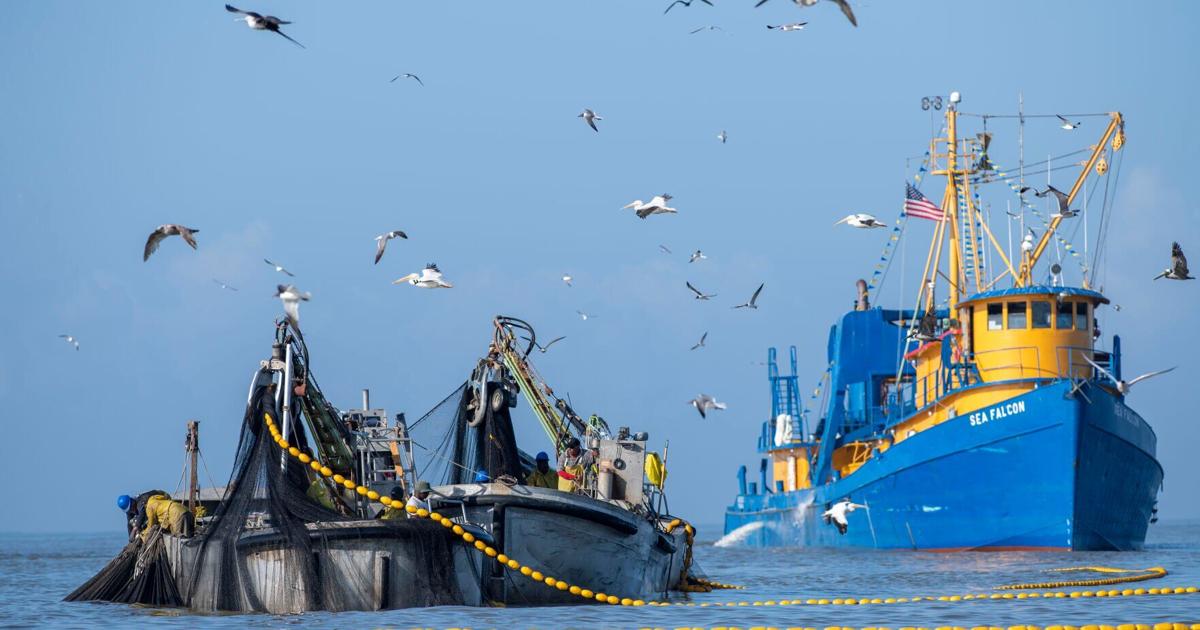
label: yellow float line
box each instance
[999,567,1167,590]
[264,414,1199,609]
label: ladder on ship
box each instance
[768,346,805,439]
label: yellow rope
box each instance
[998,567,1167,590]
[264,414,1198,609]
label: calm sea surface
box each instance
[3,521,1198,628]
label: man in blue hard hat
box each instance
[525,452,557,489]
[118,489,168,541]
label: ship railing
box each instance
[972,346,1057,380]
[1056,345,1108,381]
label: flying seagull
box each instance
[623,194,677,219]
[213,279,238,291]
[393,263,453,289]
[390,73,423,86]
[274,284,311,327]
[686,281,717,301]
[664,0,713,14]
[659,244,673,255]
[264,259,295,277]
[733,283,764,309]
[690,331,708,351]
[1082,355,1175,396]
[374,230,408,264]
[523,335,566,353]
[834,213,887,229]
[717,130,727,144]
[1153,242,1193,280]
[688,394,727,419]
[1020,185,1075,218]
[767,22,807,31]
[689,25,724,34]
[58,334,80,351]
[143,224,199,261]
[576,310,594,321]
[755,0,857,27]
[578,109,602,132]
[1056,115,1080,130]
[562,274,573,287]
[225,4,304,48]
[822,499,866,535]
[689,250,707,263]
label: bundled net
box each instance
[69,339,468,612]
[408,382,527,486]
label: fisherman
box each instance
[406,480,432,516]
[821,498,866,535]
[557,437,593,493]
[142,493,194,540]
[376,486,407,520]
[526,451,557,489]
[118,489,168,541]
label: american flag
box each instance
[904,182,944,221]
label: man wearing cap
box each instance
[557,437,594,493]
[406,480,432,516]
[526,452,557,489]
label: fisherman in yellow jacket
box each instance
[141,494,194,540]
[525,452,557,489]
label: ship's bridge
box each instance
[958,286,1108,382]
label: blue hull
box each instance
[724,381,1162,550]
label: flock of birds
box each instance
[54,3,1193,418]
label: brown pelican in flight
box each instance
[1153,242,1193,280]
[143,224,199,261]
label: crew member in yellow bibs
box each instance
[557,437,593,493]
[142,494,194,539]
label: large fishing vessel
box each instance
[724,94,1163,551]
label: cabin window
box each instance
[1075,302,1089,330]
[987,304,1003,330]
[1032,301,1052,329]
[1056,301,1073,329]
[1007,301,1027,329]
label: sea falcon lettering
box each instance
[967,400,1027,427]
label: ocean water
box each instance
[2,521,1198,628]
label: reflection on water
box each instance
[3,521,1198,628]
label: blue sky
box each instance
[1,1,1198,533]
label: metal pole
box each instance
[186,420,200,515]
[281,341,294,469]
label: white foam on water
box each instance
[713,520,767,547]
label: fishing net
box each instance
[408,382,526,486]
[69,329,469,612]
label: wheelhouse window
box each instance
[1007,301,1027,329]
[1032,301,1052,329]
[1075,302,1089,330]
[1056,301,1073,329]
[987,303,1003,330]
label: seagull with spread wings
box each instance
[213,279,238,291]
[578,109,602,132]
[690,332,708,351]
[58,334,80,351]
[390,73,423,86]
[733,283,764,309]
[665,0,713,14]
[374,230,408,264]
[1056,115,1080,130]
[756,0,857,27]
[689,394,727,418]
[686,281,717,301]
[225,4,304,48]
[523,335,567,354]
[1082,356,1174,396]
[264,259,295,277]
[274,284,311,327]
